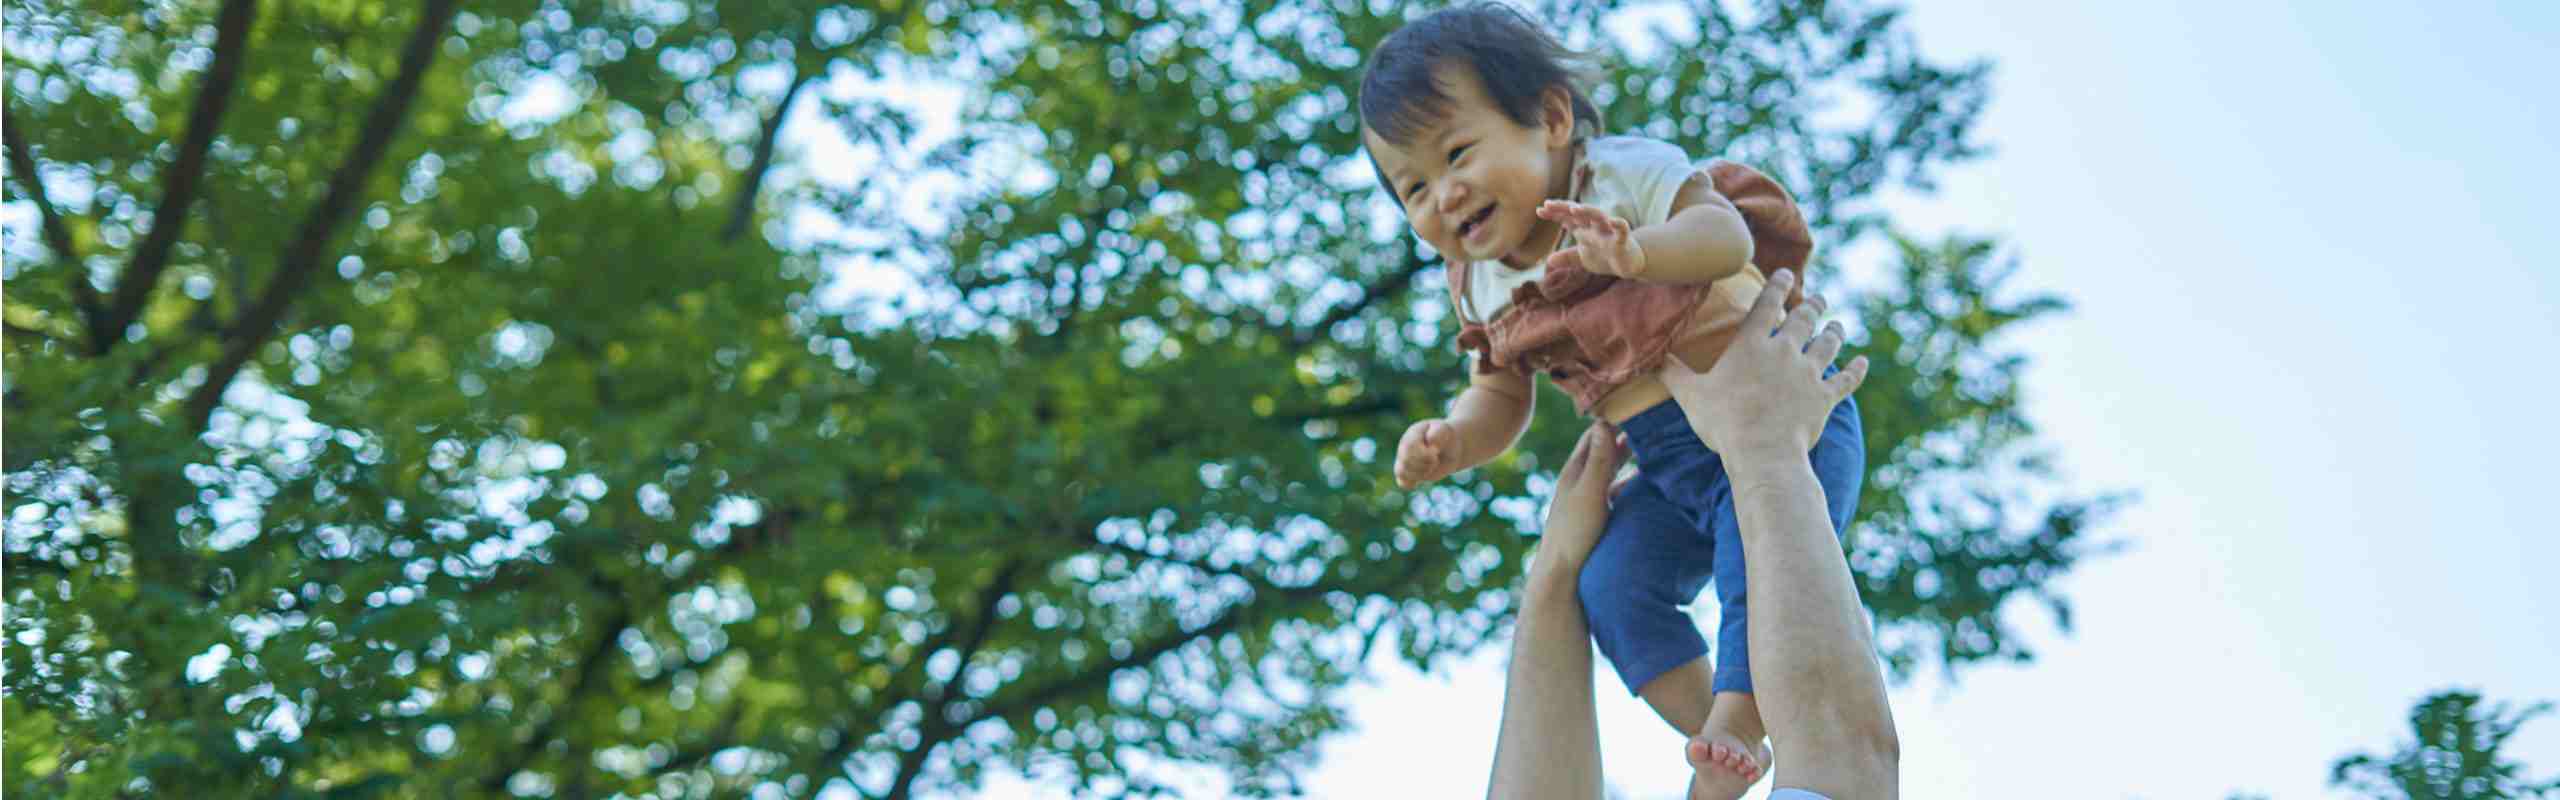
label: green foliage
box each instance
[1847,235,2127,675]
[2332,690,2560,800]
[5,0,2110,797]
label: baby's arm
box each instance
[1539,174,1752,285]
[1394,367,1535,490]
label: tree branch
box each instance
[875,569,1244,800]
[4,108,104,335]
[1289,249,1432,351]
[953,557,1431,738]
[971,598,1257,730]
[880,720,951,800]
[1271,396,1402,427]
[1087,537,1290,595]
[481,593,631,794]
[818,502,1433,796]
[721,67,816,243]
[470,511,808,792]
[924,559,1026,707]
[882,557,1091,800]
[819,558,1028,793]
[99,0,260,356]
[182,0,460,431]
[650,703,747,781]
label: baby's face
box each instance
[1364,64,1573,267]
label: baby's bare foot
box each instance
[1684,727,1770,800]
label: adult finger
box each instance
[1825,355,1871,402]
[1566,423,1624,494]
[1805,319,1846,366]
[1557,424,1599,485]
[1601,436,1635,498]
[1776,290,1824,348]
[1742,269,1796,337]
[1582,424,1628,488]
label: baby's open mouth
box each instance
[1458,204,1496,240]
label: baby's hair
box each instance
[1357,2,1602,148]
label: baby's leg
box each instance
[1575,478,1717,729]
[1578,479,1751,800]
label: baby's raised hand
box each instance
[1539,200,1645,277]
[1395,418,1461,490]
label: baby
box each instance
[1356,5,1867,798]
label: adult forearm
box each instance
[1725,453,1899,799]
[1486,562,1605,800]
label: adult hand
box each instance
[1661,269,1866,459]
[1537,421,1630,570]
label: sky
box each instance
[1284,2,2560,799]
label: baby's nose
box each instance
[1436,181,1470,214]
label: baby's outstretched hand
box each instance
[1395,418,1460,490]
[1539,200,1645,277]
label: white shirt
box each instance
[1457,135,1702,325]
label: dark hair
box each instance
[1357,3,1602,148]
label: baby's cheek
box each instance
[1410,221,1449,253]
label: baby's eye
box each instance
[1404,180,1426,200]
[1448,143,1472,163]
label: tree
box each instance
[4,0,2111,796]
[2332,690,2560,800]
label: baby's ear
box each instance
[1541,86,1578,141]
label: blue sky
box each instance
[1287,2,2560,798]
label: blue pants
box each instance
[1578,393,1864,696]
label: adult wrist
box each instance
[1524,553,1585,598]
[1722,450,1817,500]
[1716,433,1809,466]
